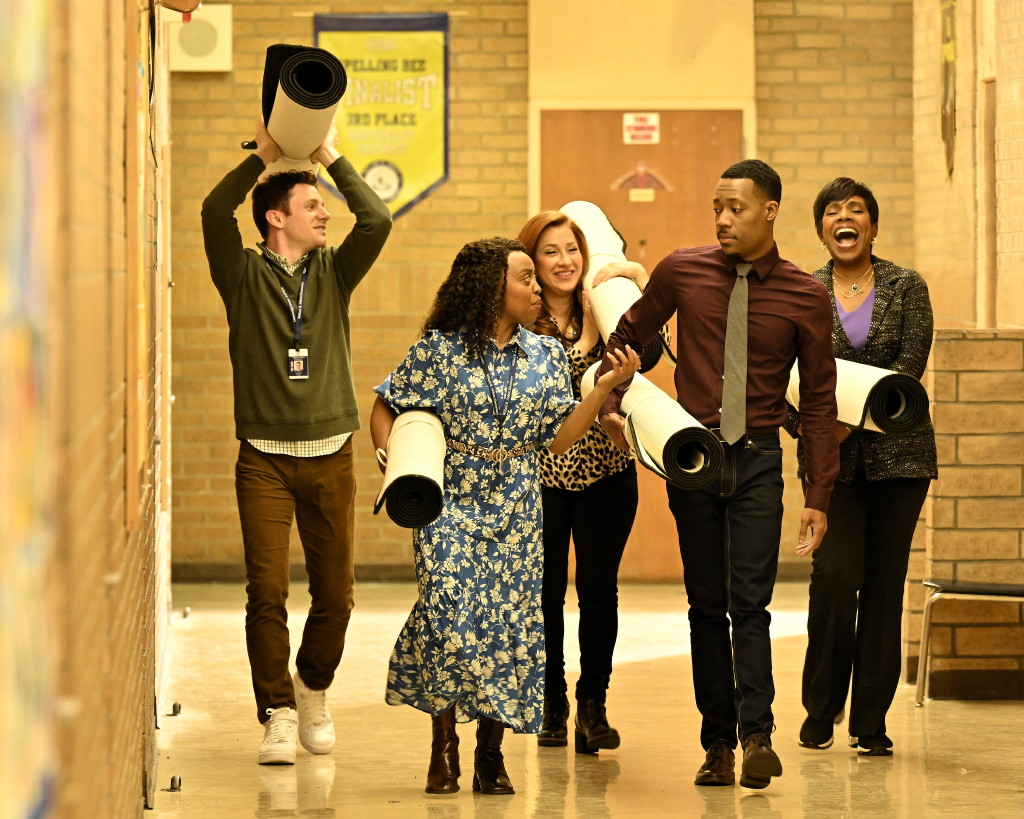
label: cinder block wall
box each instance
[754,0,915,275]
[752,0,916,581]
[923,332,1024,696]
[170,1,529,579]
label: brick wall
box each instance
[919,331,1024,696]
[49,0,167,814]
[170,1,530,579]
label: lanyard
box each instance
[280,267,309,348]
[480,344,519,447]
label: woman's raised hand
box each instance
[596,345,640,391]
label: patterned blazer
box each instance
[786,256,938,484]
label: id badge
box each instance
[288,348,309,380]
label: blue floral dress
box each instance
[374,327,576,732]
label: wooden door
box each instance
[541,109,743,581]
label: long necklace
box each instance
[480,347,519,471]
[833,264,874,297]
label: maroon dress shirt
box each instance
[601,243,839,512]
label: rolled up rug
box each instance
[259,44,348,172]
[560,200,666,372]
[786,358,930,434]
[374,410,445,528]
[582,363,723,490]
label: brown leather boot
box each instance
[425,709,460,794]
[574,697,620,754]
[472,716,514,795]
[538,692,569,747]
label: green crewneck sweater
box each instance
[202,154,392,441]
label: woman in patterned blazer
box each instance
[785,178,937,757]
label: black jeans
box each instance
[802,472,930,738]
[667,431,784,749]
[541,464,638,701]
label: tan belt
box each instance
[446,438,538,463]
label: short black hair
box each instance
[812,177,879,232]
[251,170,319,240]
[721,159,782,204]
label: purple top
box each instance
[836,289,876,350]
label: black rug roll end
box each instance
[383,475,443,528]
[279,49,348,110]
[865,373,930,434]
[663,428,724,490]
[638,338,664,373]
[262,44,348,120]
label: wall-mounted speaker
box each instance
[163,4,232,73]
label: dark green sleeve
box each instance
[322,157,394,292]
[201,154,266,300]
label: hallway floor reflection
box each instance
[150,582,1024,818]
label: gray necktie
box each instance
[720,262,752,445]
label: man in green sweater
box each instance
[202,118,392,765]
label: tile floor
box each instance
[150,582,1024,818]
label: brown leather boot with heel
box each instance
[472,716,514,795]
[425,708,460,794]
[538,692,569,747]
[574,697,621,754]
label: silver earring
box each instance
[820,242,827,250]
[871,238,876,246]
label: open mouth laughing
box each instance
[834,227,859,247]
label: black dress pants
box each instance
[541,464,638,701]
[802,471,930,738]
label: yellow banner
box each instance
[316,14,448,217]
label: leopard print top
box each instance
[538,338,634,490]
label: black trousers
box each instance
[802,472,930,738]
[541,464,638,701]
[666,432,785,749]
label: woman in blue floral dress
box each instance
[370,236,639,796]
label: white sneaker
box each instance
[293,671,336,754]
[259,707,297,765]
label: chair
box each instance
[915,578,1024,706]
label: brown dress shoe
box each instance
[694,740,735,786]
[740,731,783,789]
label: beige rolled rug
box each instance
[786,358,930,434]
[582,363,722,490]
[259,44,348,174]
[374,410,445,528]
[560,200,668,372]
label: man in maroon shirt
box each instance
[599,159,839,789]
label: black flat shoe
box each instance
[798,716,834,750]
[852,733,894,756]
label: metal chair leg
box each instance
[915,591,939,706]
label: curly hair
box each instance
[517,211,589,343]
[422,236,526,359]
[251,169,318,240]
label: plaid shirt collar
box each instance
[259,243,312,277]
